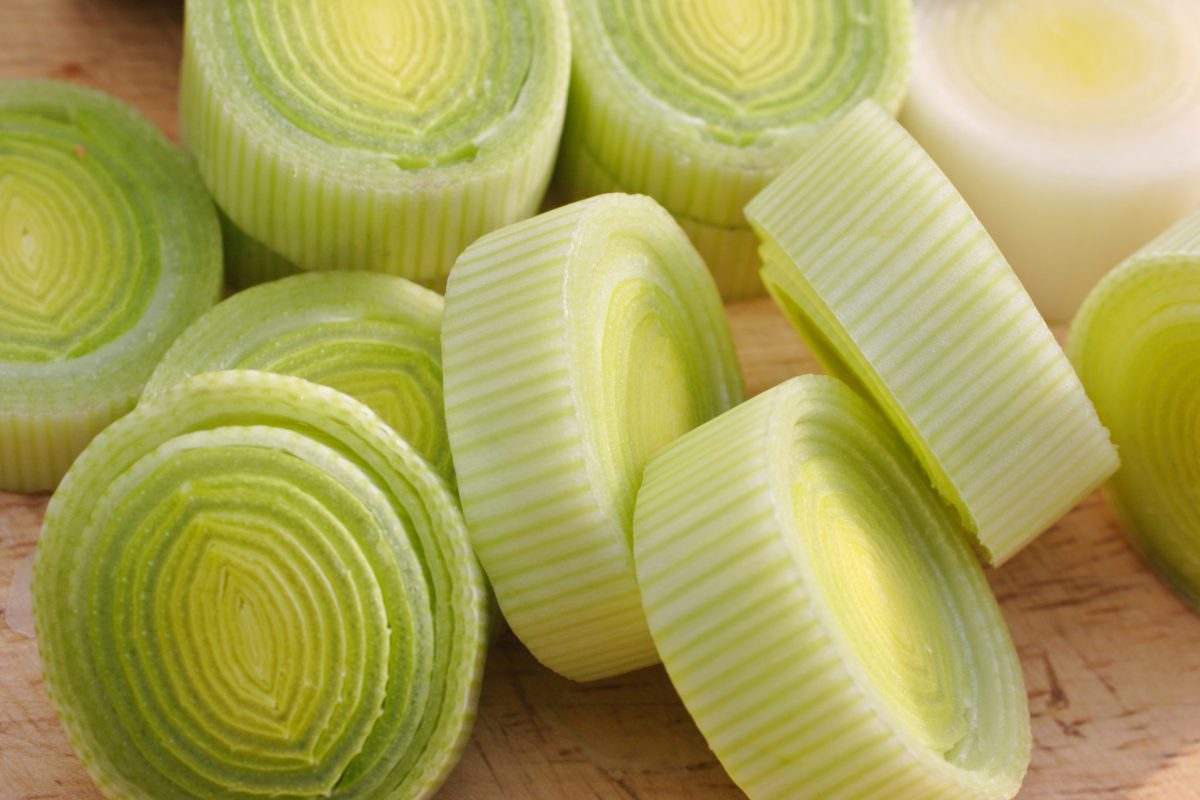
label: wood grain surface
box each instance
[2,2,1200,798]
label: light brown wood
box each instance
[3,3,1200,798]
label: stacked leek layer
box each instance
[443,193,743,681]
[0,80,221,492]
[144,272,452,483]
[34,371,489,800]
[555,0,912,298]
[746,101,1118,563]
[636,377,1030,800]
[181,0,572,289]
[1070,210,1200,608]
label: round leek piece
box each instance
[745,101,1118,564]
[0,80,221,492]
[554,0,912,299]
[442,193,744,681]
[634,376,1031,800]
[1069,210,1200,608]
[34,370,488,800]
[901,0,1200,322]
[143,272,451,483]
[180,0,572,290]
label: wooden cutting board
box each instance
[2,2,1199,798]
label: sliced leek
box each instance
[555,0,912,299]
[442,193,743,681]
[144,272,451,482]
[1069,209,1200,608]
[0,80,221,492]
[902,0,1200,321]
[181,0,571,289]
[634,376,1030,800]
[34,370,488,800]
[745,101,1118,564]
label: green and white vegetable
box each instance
[180,0,571,289]
[1069,209,1200,608]
[443,193,743,681]
[746,101,1118,564]
[0,80,221,492]
[34,370,488,800]
[555,0,912,299]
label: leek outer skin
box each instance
[745,101,1118,564]
[180,0,571,290]
[0,80,221,492]
[34,370,489,800]
[634,376,1031,800]
[1068,209,1200,608]
[442,193,744,681]
[143,271,453,483]
[555,0,912,299]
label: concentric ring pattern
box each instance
[143,272,452,483]
[555,0,911,298]
[182,0,571,289]
[34,370,489,800]
[0,80,221,492]
[442,193,743,681]
[634,376,1030,800]
[1069,210,1200,608]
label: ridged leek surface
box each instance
[0,80,221,492]
[1069,209,1200,608]
[555,0,912,299]
[442,193,744,681]
[144,272,451,483]
[180,0,571,289]
[635,376,1030,800]
[745,102,1118,564]
[34,370,489,800]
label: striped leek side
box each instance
[634,376,1030,800]
[34,371,489,800]
[442,193,744,681]
[180,0,572,290]
[745,101,1118,564]
[1069,209,1200,608]
[144,272,452,483]
[555,0,912,299]
[0,80,221,492]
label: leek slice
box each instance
[901,0,1200,321]
[555,0,912,299]
[442,193,743,681]
[634,376,1030,800]
[34,370,488,800]
[143,272,451,483]
[745,101,1118,564]
[1069,210,1200,608]
[0,80,221,492]
[180,0,571,289]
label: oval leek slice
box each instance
[0,80,221,492]
[1068,209,1200,608]
[181,0,571,289]
[442,193,744,681]
[143,272,451,483]
[745,101,1118,564]
[34,370,489,800]
[555,0,912,299]
[634,376,1031,800]
[901,0,1200,322]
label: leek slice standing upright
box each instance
[1069,209,1200,608]
[555,0,912,298]
[181,0,571,289]
[0,80,221,492]
[745,101,1118,564]
[442,193,743,681]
